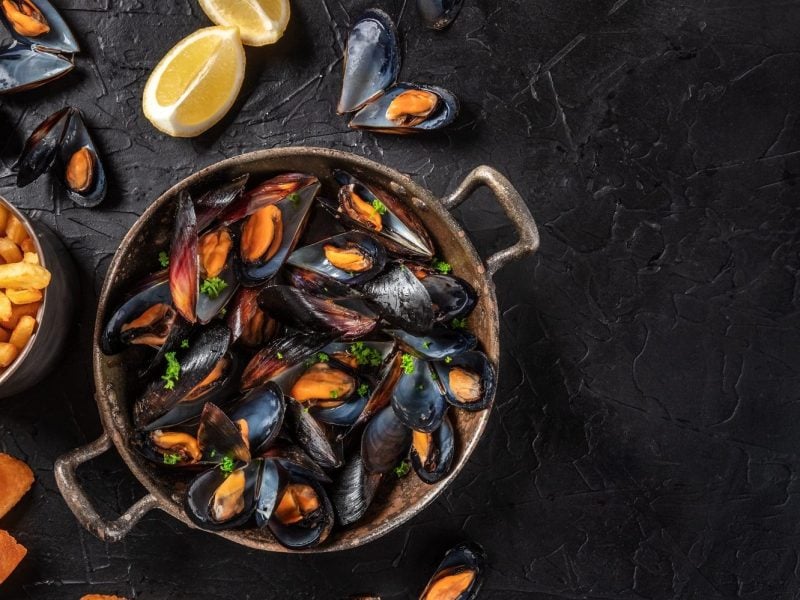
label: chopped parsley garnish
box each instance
[161,352,181,390]
[220,456,235,473]
[162,453,181,465]
[158,251,169,268]
[358,383,370,397]
[303,405,311,413]
[210,449,217,458]
[349,342,382,367]
[371,199,387,215]
[276,352,284,360]
[444,356,453,364]
[401,353,415,375]
[451,317,468,330]
[180,339,189,349]
[316,352,330,363]
[394,460,411,478]
[287,192,301,205]
[422,340,431,349]
[432,259,452,274]
[218,307,227,317]
[200,276,228,299]
[431,371,438,381]
[330,389,339,399]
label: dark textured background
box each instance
[1,0,799,598]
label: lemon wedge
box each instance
[142,26,245,138]
[199,0,290,46]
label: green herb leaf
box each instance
[358,383,370,397]
[218,307,227,317]
[276,351,284,360]
[330,389,339,399]
[303,405,310,413]
[371,199,387,215]
[432,259,452,274]
[394,460,411,478]
[444,356,453,364]
[401,353,415,375]
[316,352,330,363]
[422,340,431,349]
[200,276,228,299]
[162,453,180,465]
[220,456,235,473]
[287,192,301,205]
[451,317,468,330]
[158,251,169,268]
[161,352,181,390]
[349,341,382,367]
[180,339,190,349]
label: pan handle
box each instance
[442,166,540,277]
[54,432,159,542]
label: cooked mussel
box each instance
[267,471,334,549]
[331,453,382,527]
[186,459,261,530]
[360,263,435,333]
[58,108,106,207]
[240,331,332,391]
[285,398,344,469]
[14,106,70,187]
[391,355,447,433]
[228,382,285,455]
[349,84,459,134]
[194,175,248,232]
[217,172,318,226]
[410,413,454,484]
[140,427,203,468]
[0,0,78,52]
[196,225,238,322]
[196,402,250,463]
[338,9,399,114]
[290,359,371,427]
[169,192,198,323]
[0,43,74,94]
[361,405,411,474]
[286,265,359,299]
[419,542,486,600]
[417,0,464,30]
[413,269,476,323]
[387,327,476,360]
[226,285,278,347]
[433,351,495,411]
[288,231,387,285]
[345,349,404,436]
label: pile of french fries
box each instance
[0,453,33,585]
[0,205,52,371]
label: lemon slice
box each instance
[142,26,245,138]
[199,0,290,46]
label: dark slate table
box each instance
[1,0,799,598]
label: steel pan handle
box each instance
[55,432,159,542]
[442,166,540,277]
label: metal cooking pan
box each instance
[54,147,539,552]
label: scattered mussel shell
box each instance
[197,402,250,463]
[416,0,464,30]
[349,84,459,134]
[59,108,106,207]
[0,43,73,94]
[387,326,476,360]
[228,382,285,455]
[361,405,411,474]
[101,273,172,355]
[169,192,199,323]
[139,427,204,469]
[240,331,333,391]
[419,542,486,600]
[186,459,261,531]
[338,8,400,114]
[15,106,70,187]
[391,355,447,433]
[410,413,454,484]
[360,263,435,333]
[328,172,434,259]
[267,471,334,549]
[331,453,382,527]
[433,351,495,412]
[287,231,387,285]
[234,179,320,286]
[285,398,344,469]
[0,0,79,52]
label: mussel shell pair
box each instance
[15,106,106,207]
[287,231,387,285]
[0,0,78,53]
[420,542,486,600]
[338,9,459,133]
[416,0,464,30]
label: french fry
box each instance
[0,343,18,367]
[6,289,42,305]
[0,292,10,322]
[0,530,26,584]
[0,454,34,519]
[9,316,35,351]
[0,263,51,290]
[0,238,22,264]
[5,216,27,245]
[0,205,8,234]
[0,302,41,330]
[19,237,35,253]
[22,252,39,265]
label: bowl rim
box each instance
[93,146,499,552]
[0,195,48,388]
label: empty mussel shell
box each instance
[285,398,344,469]
[338,9,400,114]
[360,263,435,333]
[226,284,278,347]
[420,542,487,600]
[387,326,476,360]
[331,453,382,527]
[14,106,70,187]
[169,192,199,323]
[0,43,73,94]
[197,402,250,463]
[391,355,447,433]
[194,174,248,232]
[345,349,404,436]
[349,83,459,134]
[410,413,455,484]
[261,441,333,484]
[254,458,285,527]
[186,459,261,531]
[267,472,334,549]
[228,382,285,455]
[58,108,107,207]
[433,351,495,411]
[417,0,464,30]
[287,231,387,285]
[361,405,411,474]
[0,0,79,52]
[286,265,360,299]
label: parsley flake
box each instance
[371,199,387,215]
[444,356,453,364]
[316,352,330,363]
[287,192,301,205]
[161,352,181,390]
[349,342,382,367]
[276,351,284,360]
[162,453,181,465]
[200,276,228,299]
[394,460,411,478]
[422,340,431,349]
[432,259,452,274]
[401,353,415,375]
[180,339,189,349]
[330,389,339,399]
[220,456,235,473]
[451,317,468,330]
[158,251,170,268]
[358,383,370,397]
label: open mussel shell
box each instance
[0,43,73,94]
[197,402,250,463]
[58,108,107,207]
[420,542,487,600]
[361,405,411,474]
[226,285,278,347]
[345,349,404,436]
[137,426,205,469]
[287,358,368,427]
[433,351,495,412]
[338,8,399,114]
[286,265,359,299]
[360,263,435,333]
[410,413,454,484]
[228,382,285,455]
[285,398,344,469]
[169,192,199,323]
[417,0,464,30]
[234,180,320,286]
[287,231,387,285]
[329,172,434,259]
[101,273,172,355]
[258,285,378,340]
[186,460,261,531]
[14,106,70,187]
[331,453,382,527]
[254,458,285,527]
[196,225,238,323]
[417,272,476,322]
[387,326,476,360]
[133,323,231,428]
[349,83,459,134]
[391,356,447,433]
[261,441,333,484]
[0,0,79,52]
[195,174,248,232]
[240,331,333,391]
[217,173,318,226]
[267,471,334,549]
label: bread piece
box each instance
[0,454,34,519]
[0,529,26,584]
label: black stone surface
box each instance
[1,0,799,598]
